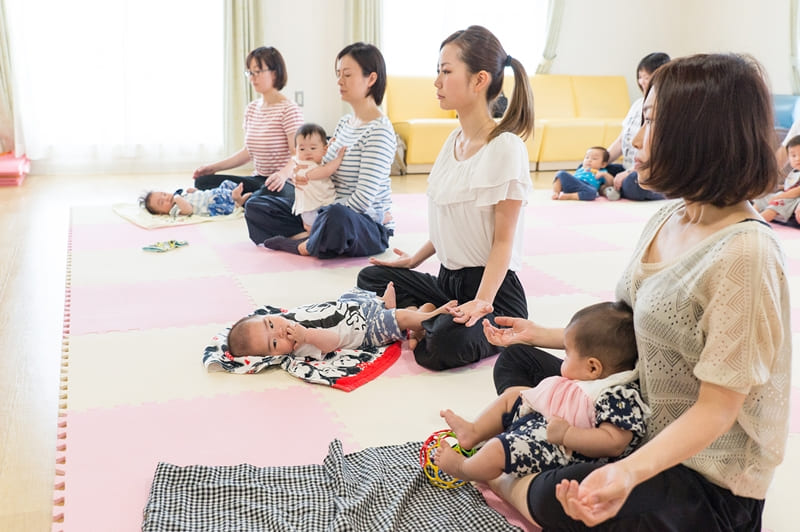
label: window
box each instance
[5,0,224,173]
[382,0,549,76]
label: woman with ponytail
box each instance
[357,25,534,370]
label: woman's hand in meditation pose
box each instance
[368,248,416,269]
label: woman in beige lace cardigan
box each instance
[486,53,791,531]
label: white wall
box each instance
[260,0,347,133]
[264,0,795,127]
[549,0,793,100]
[677,0,791,93]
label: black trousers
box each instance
[194,173,266,194]
[529,461,763,531]
[357,264,528,370]
[244,187,390,258]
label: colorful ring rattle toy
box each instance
[418,428,476,489]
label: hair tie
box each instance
[504,55,512,67]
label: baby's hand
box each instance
[293,164,310,187]
[286,322,307,345]
[546,416,571,446]
[232,182,249,206]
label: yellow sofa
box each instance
[385,75,630,173]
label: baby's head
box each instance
[140,191,175,215]
[561,301,637,381]
[227,313,297,358]
[786,135,800,171]
[295,123,328,164]
[582,146,610,171]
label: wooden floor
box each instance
[0,171,556,531]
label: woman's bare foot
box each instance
[440,408,480,450]
[433,439,466,479]
[551,191,560,200]
[297,240,310,256]
[381,281,396,309]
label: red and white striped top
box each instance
[243,98,303,177]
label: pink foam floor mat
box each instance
[53,193,800,531]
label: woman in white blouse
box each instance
[357,25,534,370]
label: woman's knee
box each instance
[621,172,664,201]
[493,345,562,394]
[309,204,388,258]
[244,194,301,243]
[414,315,496,370]
[357,266,390,294]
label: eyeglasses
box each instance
[244,69,270,78]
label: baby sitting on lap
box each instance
[227,283,450,359]
[433,301,648,482]
[140,179,249,217]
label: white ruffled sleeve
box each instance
[470,132,532,207]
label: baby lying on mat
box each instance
[227,284,450,360]
[140,179,249,217]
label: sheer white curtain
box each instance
[792,0,800,93]
[536,0,564,74]
[382,0,549,76]
[0,0,19,154]
[5,0,224,174]
[223,0,265,155]
[348,0,383,48]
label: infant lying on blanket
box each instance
[140,179,249,217]
[227,284,450,360]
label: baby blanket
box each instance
[112,202,243,229]
[203,305,402,392]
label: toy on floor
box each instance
[419,428,475,489]
[142,240,189,253]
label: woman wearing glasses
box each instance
[244,42,396,258]
[193,46,303,195]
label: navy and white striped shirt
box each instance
[324,114,396,229]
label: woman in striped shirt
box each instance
[193,46,303,195]
[246,42,396,259]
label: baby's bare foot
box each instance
[382,281,396,309]
[432,439,466,479]
[440,409,479,450]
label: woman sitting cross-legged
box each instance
[357,25,535,370]
[244,42,396,259]
[192,46,303,195]
[487,53,791,531]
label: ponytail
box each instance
[490,57,534,141]
[442,26,535,142]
